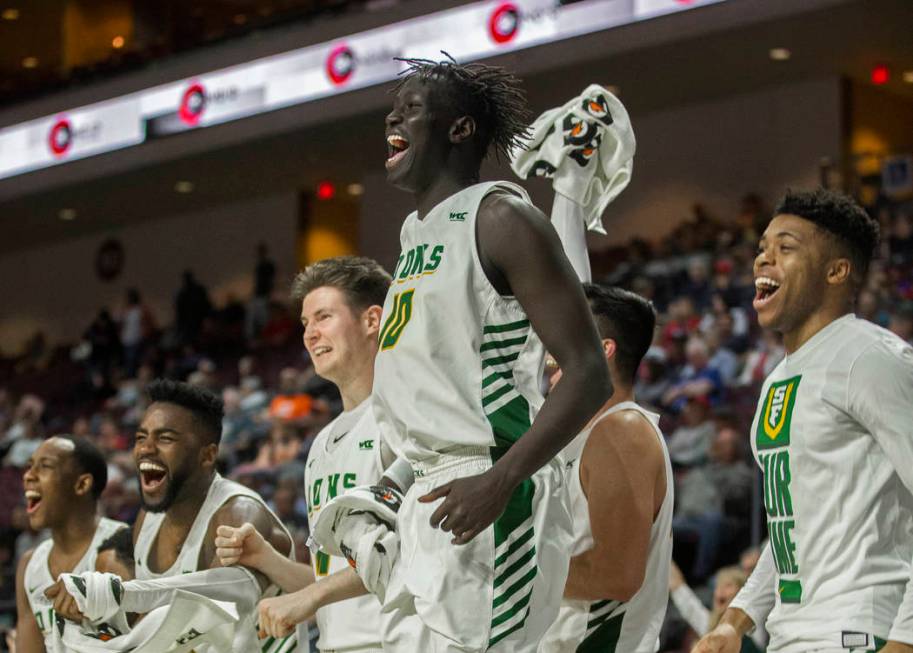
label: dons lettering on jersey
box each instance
[392,243,444,283]
[309,472,358,514]
[757,375,802,604]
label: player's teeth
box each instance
[139,462,165,472]
[25,491,41,499]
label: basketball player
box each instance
[540,284,673,652]
[48,379,296,652]
[693,189,913,653]
[373,57,612,650]
[16,435,127,652]
[216,256,414,649]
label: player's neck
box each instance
[163,472,214,528]
[783,301,852,354]
[589,383,634,425]
[339,366,373,413]
[414,171,478,220]
[51,509,100,555]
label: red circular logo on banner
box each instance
[489,3,519,44]
[48,118,73,157]
[179,82,207,125]
[326,45,356,85]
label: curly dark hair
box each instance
[774,188,880,287]
[147,379,224,445]
[394,54,530,162]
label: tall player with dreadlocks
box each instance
[367,56,612,651]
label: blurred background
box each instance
[0,0,911,650]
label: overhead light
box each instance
[233,13,247,25]
[21,56,38,69]
[316,180,336,200]
[1,7,19,20]
[769,48,791,61]
[871,64,890,85]
[347,183,364,196]
[174,180,194,193]
[58,208,77,221]
[903,70,913,84]
[112,35,125,49]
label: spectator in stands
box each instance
[737,329,784,387]
[662,335,724,413]
[220,386,257,468]
[669,562,764,652]
[120,288,155,377]
[672,425,754,583]
[635,346,673,410]
[666,396,715,466]
[705,325,740,386]
[247,243,276,339]
[268,367,314,425]
[270,485,309,542]
[174,269,212,346]
[83,309,121,378]
[1,395,44,467]
[889,302,913,345]
[661,297,701,350]
[683,257,714,311]
[888,212,913,266]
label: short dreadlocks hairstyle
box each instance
[394,54,530,162]
[773,188,879,288]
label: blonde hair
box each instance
[708,566,748,630]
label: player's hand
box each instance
[4,627,16,653]
[257,589,318,638]
[881,642,913,653]
[44,579,84,622]
[419,468,513,545]
[690,623,742,653]
[215,522,270,570]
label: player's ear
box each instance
[826,257,852,286]
[449,115,476,144]
[363,305,383,337]
[602,338,617,361]
[200,442,218,470]
[74,472,94,498]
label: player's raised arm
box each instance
[421,192,611,544]
[15,550,45,653]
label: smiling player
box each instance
[693,189,913,653]
[373,57,612,651]
[16,436,126,652]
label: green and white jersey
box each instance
[135,474,297,653]
[729,314,913,652]
[305,398,387,651]
[25,517,126,648]
[372,181,546,463]
[540,401,673,653]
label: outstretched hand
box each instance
[419,468,514,545]
[215,522,270,570]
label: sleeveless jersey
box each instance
[541,401,674,652]
[372,181,546,463]
[305,398,388,650]
[134,474,297,653]
[25,517,126,648]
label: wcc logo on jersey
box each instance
[757,375,800,449]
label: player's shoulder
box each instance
[847,320,913,380]
[587,408,664,464]
[17,546,37,576]
[479,184,540,223]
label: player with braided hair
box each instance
[367,55,612,650]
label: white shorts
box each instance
[382,449,572,652]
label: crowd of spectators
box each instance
[0,191,910,650]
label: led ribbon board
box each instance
[0,0,725,180]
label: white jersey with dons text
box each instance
[541,401,673,653]
[25,517,127,649]
[134,474,297,653]
[730,315,913,652]
[305,398,388,651]
[372,181,546,462]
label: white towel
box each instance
[511,85,636,281]
[51,588,238,653]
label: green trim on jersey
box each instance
[483,319,530,334]
[489,460,537,649]
[578,604,624,653]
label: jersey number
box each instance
[379,289,415,351]
[35,608,53,632]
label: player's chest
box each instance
[146,523,199,573]
[306,438,380,517]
